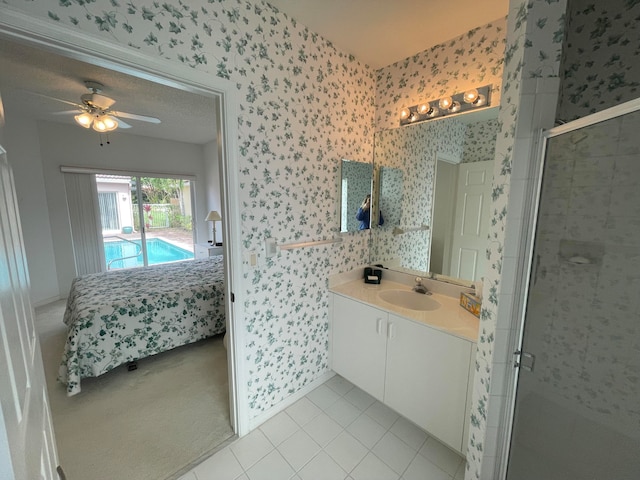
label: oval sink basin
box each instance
[377,290,441,311]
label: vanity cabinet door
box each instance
[331,294,388,401]
[384,313,473,452]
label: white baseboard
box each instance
[32,295,64,308]
[247,370,336,432]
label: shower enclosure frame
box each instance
[498,96,640,479]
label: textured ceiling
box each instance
[0,1,508,144]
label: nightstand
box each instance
[194,243,224,259]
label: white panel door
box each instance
[331,294,388,401]
[449,160,493,281]
[0,132,59,477]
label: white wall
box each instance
[5,115,60,305]
[7,117,214,303]
[203,137,223,244]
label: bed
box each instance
[59,255,225,396]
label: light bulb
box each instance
[92,118,107,132]
[74,112,92,128]
[400,107,411,120]
[473,94,486,107]
[418,104,430,115]
[99,115,118,131]
[450,101,461,113]
[463,89,479,104]
[438,96,453,110]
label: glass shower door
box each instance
[506,106,640,479]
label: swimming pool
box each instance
[104,238,194,269]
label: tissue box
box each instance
[363,267,382,284]
[460,292,481,318]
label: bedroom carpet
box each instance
[36,300,235,480]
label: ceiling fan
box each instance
[47,80,161,133]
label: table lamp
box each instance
[205,210,222,245]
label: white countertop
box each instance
[330,279,480,343]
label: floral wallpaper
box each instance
[462,119,500,163]
[12,0,637,478]
[557,0,640,122]
[375,18,507,131]
[4,0,375,419]
[371,118,465,273]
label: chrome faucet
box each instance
[413,277,430,295]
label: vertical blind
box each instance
[63,173,105,275]
[98,192,119,231]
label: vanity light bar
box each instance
[399,84,492,127]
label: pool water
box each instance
[105,238,193,269]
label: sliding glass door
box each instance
[97,174,195,270]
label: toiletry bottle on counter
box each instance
[473,279,483,300]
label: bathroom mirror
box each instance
[340,159,373,232]
[371,108,499,282]
[379,166,403,228]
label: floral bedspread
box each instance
[59,256,225,396]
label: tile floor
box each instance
[178,375,466,480]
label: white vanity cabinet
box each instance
[331,292,475,454]
[331,294,388,401]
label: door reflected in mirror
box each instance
[340,159,373,232]
[371,108,498,283]
[432,158,493,280]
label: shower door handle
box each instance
[514,350,536,372]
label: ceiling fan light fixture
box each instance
[91,114,118,132]
[74,112,93,128]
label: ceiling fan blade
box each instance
[50,110,82,116]
[111,111,161,124]
[115,118,132,129]
[24,90,83,109]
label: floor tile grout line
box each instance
[215,378,463,480]
[310,383,424,478]
[232,429,278,479]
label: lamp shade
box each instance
[74,112,93,128]
[205,210,222,222]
